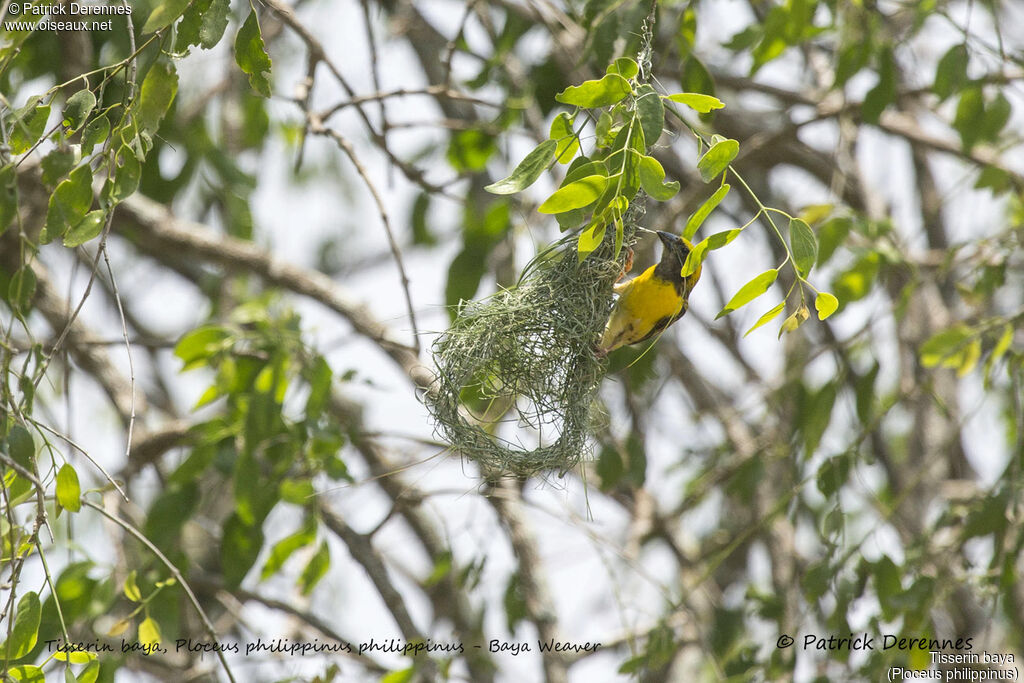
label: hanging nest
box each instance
[427,205,643,478]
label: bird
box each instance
[597,230,702,355]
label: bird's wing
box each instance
[600,270,686,353]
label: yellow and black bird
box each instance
[597,231,702,355]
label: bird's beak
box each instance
[656,231,677,247]
[656,230,688,255]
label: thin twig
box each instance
[307,116,421,353]
[319,85,499,122]
[83,499,238,683]
[115,193,434,388]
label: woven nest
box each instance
[428,207,642,478]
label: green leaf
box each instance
[705,227,743,250]
[597,195,628,227]
[0,591,41,659]
[716,269,778,319]
[854,362,879,423]
[920,326,973,368]
[789,218,817,277]
[221,514,264,588]
[54,649,96,664]
[549,113,579,164]
[447,128,496,172]
[41,149,75,187]
[862,47,896,124]
[80,115,110,156]
[424,552,453,588]
[723,25,758,52]
[953,86,984,150]
[874,556,902,620]
[8,101,51,155]
[235,10,274,97]
[175,325,231,368]
[62,89,96,132]
[984,323,1014,382]
[684,227,742,277]
[751,6,788,71]
[303,356,333,417]
[138,616,161,646]
[744,301,786,337]
[445,247,487,313]
[976,165,1011,194]
[832,252,880,303]
[124,571,142,602]
[175,0,210,50]
[279,478,314,504]
[684,184,730,240]
[485,139,557,194]
[409,192,436,245]
[145,483,199,551]
[835,37,871,86]
[962,490,1010,539]
[606,57,639,80]
[933,44,969,100]
[982,92,1011,142]
[261,523,317,579]
[298,541,331,595]
[697,138,738,182]
[44,164,93,243]
[56,463,82,512]
[801,561,831,601]
[817,453,852,498]
[8,425,35,468]
[137,61,178,134]
[666,93,724,113]
[7,665,45,682]
[635,85,664,145]
[957,338,982,377]
[609,118,646,157]
[9,266,37,315]
[63,210,106,248]
[681,57,715,100]
[816,216,851,266]
[676,8,697,58]
[800,380,835,454]
[538,174,608,214]
[381,669,415,683]
[595,111,614,145]
[815,292,839,320]
[0,163,18,232]
[177,0,231,51]
[637,155,679,201]
[562,157,608,186]
[199,0,231,48]
[142,0,191,33]
[110,147,142,202]
[555,73,632,108]
[78,660,101,683]
[680,240,707,278]
[577,222,606,258]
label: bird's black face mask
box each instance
[654,231,690,277]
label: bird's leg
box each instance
[616,247,634,283]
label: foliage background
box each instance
[1,0,1023,681]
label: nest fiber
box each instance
[428,216,640,477]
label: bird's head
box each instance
[656,230,701,294]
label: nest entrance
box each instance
[428,217,640,477]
